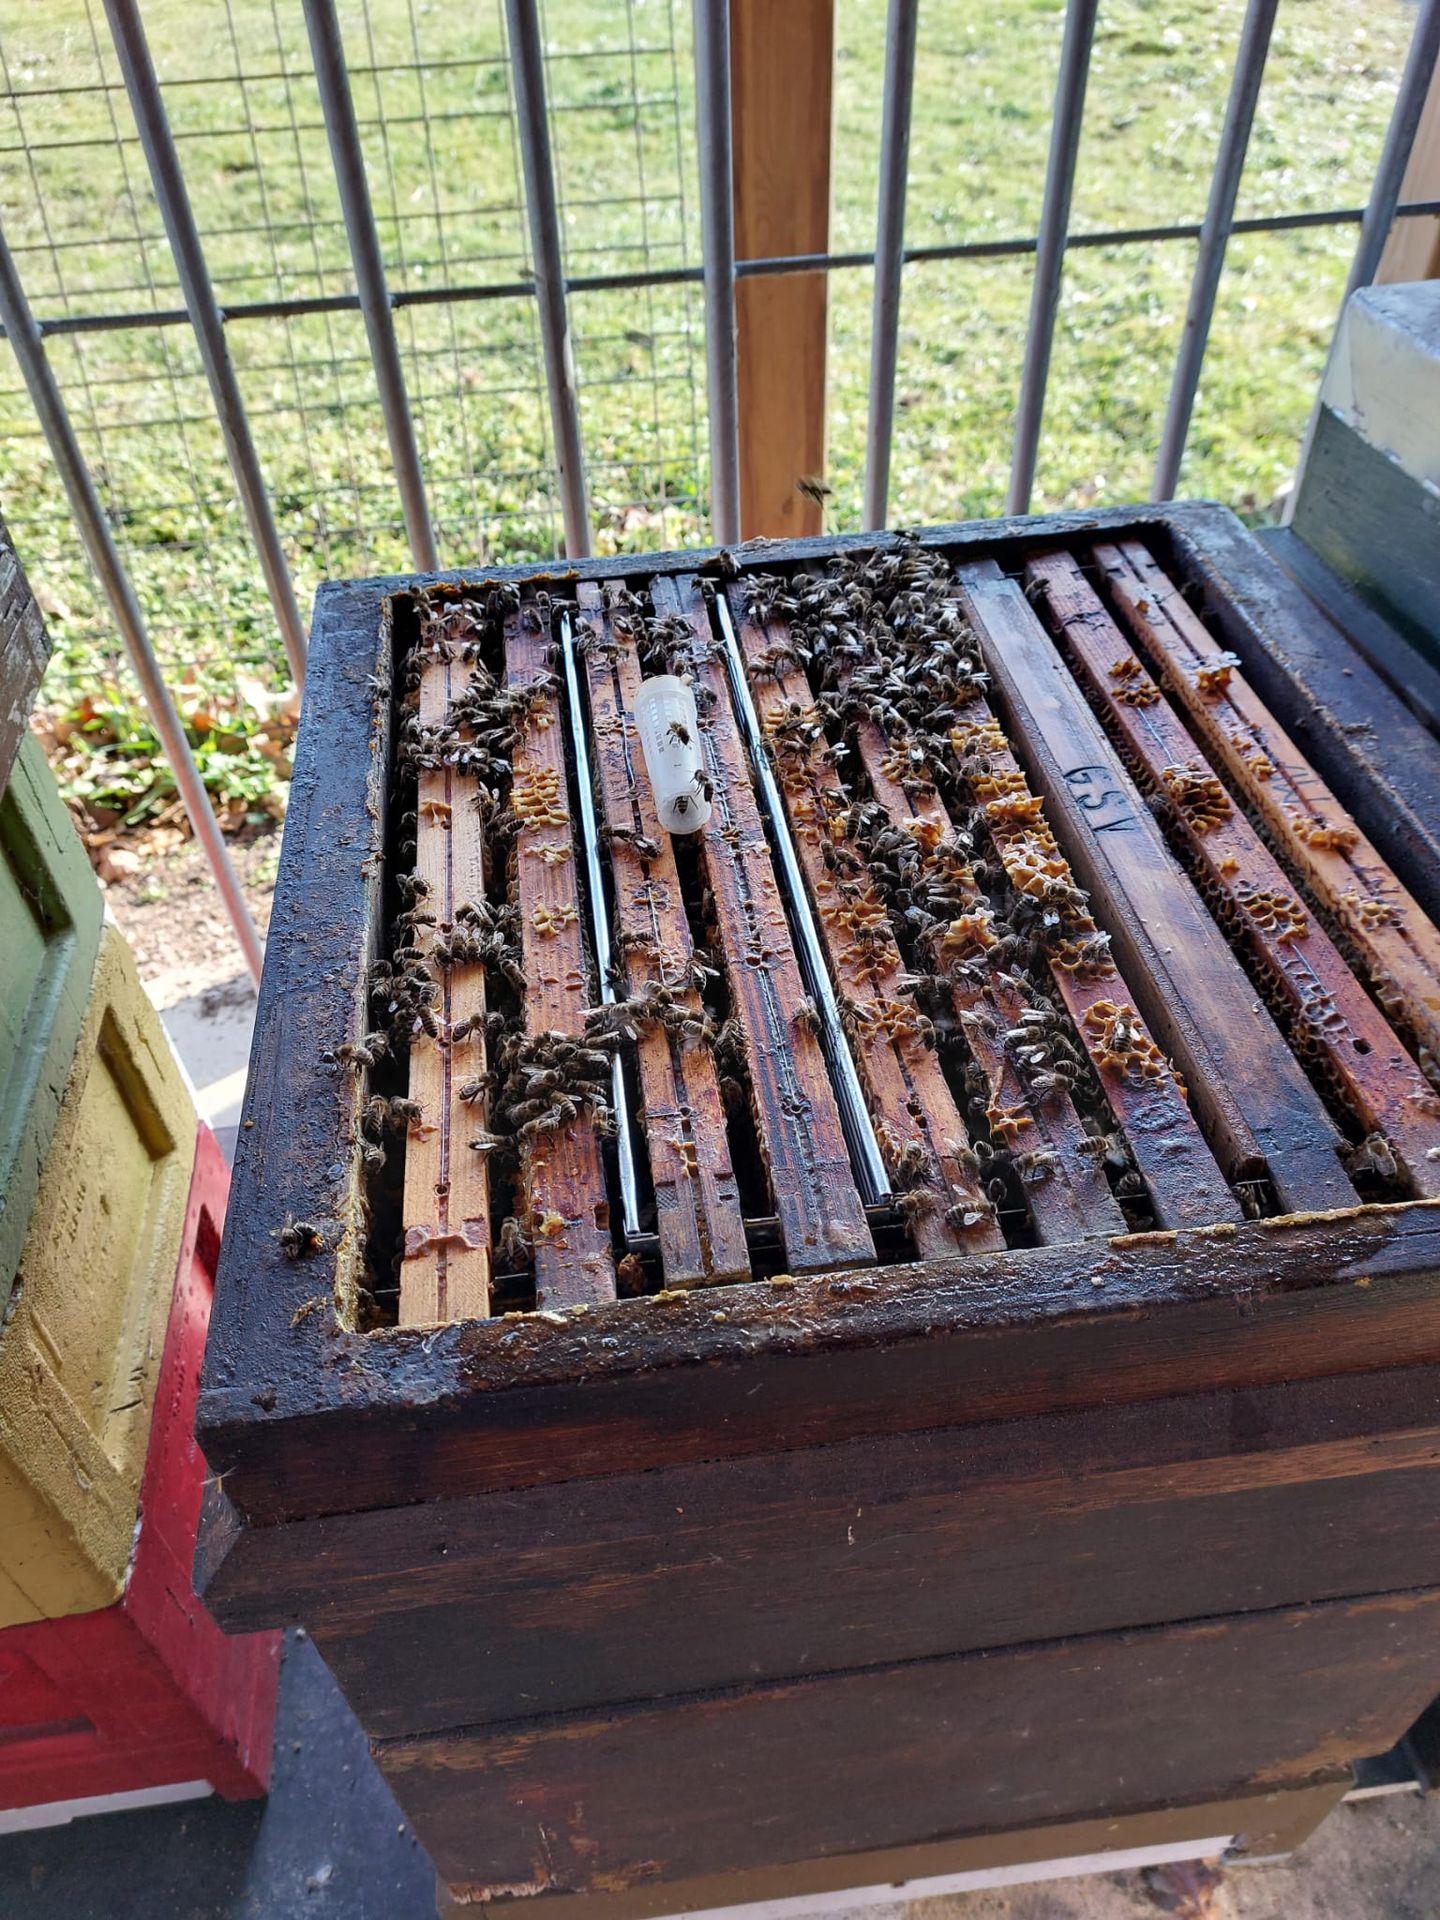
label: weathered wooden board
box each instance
[198,1201,1440,1562]
[728,585,998,1258]
[941,718,1239,1228]
[1258,525,1440,738]
[506,601,615,1309]
[247,1363,1440,1735]
[1169,507,1440,915]
[576,581,750,1287]
[435,1780,1348,1920]
[399,632,492,1325]
[378,1584,1440,1892]
[960,560,1353,1215]
[868,616,1237,1231]
[850,709,1123,1243]
[1028,548,1440,1201]
[646,574,873,1274]
[1095,537,1440,1071]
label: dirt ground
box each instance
[99,825,279,1009]
[104,833,1440,1920]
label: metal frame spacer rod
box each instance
[558,612,641,1241]
[505,0,592,561]
[0,220,264,984]
[863,0,920,533]
[1006,0,1099,518]
[301,0,439,572]
[1152,0,1279,502]
[693,0,742,547]
[713,594,891,1206]
[103,0,309,688]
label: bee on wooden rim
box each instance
[275,1215,323,1259]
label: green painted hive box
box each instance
[0,925,195,1627]
[0,732,103,1313]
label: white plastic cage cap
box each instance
[632,674,711,834]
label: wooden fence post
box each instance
[1379,54,1440,282]
[730,0,835,538]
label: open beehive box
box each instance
[197,502,1440,1908]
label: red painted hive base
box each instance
[0,1124,280,1809]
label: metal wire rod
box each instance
[863,0,920,533]
[713,595,891,1206]
[13,202,1440,344]
[505,0,592,560]
[1152,0,1278,501]
[103,0,308,688]
[1006,0,1099,517]
[0,46,671,101]
[558,613,640,1239]
[1285,0,1440,523]
[0,223,263,983]
[301,0,438,571]
[692,0,741,546]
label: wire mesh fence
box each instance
[0,0,1430,826]
[0,0,706,760]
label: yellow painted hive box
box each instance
[0,924,195,1626]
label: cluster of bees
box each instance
[330,554,1170,1284]
[743,544,1148,1220]
[489,1027,619,1144]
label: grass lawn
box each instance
[0,0,1419,825]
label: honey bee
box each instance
[275,1215,323,1259]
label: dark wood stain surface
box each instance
[242,1365,1440,1740]
[377,1586,1440,1892]
[199,1203,1440,1553]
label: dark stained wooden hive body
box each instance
[196,502,1440,1907]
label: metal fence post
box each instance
[103,0,309,687]
[1006,0,1099,517]
[504,0,592,560]
[693,0,741,546]
[0,224,264,982]
[862,0,920,533]
[1153,0,1279,501]
[1285,0,1440,521]
[301,0,439,572]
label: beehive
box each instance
[0,1124,280,1811]
[198,503,1440,1906]
[0,733,103,1310]
[1,925,194,1627]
